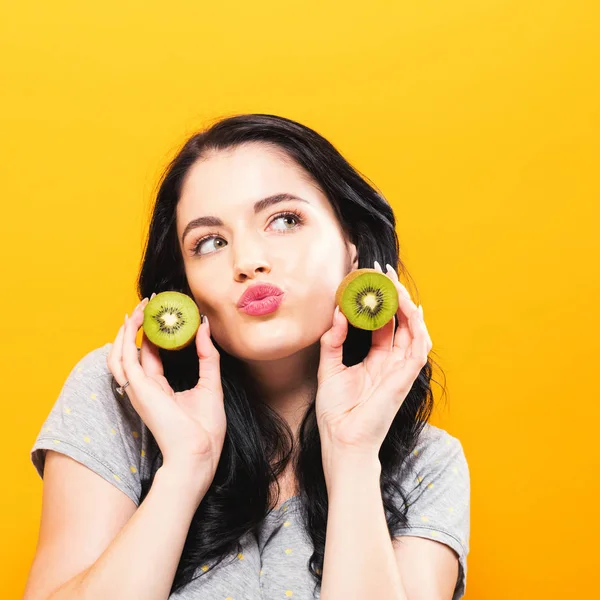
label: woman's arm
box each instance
[320,450,409,600]
[46,465,210,600]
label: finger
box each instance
[138,296,161,377]
[384,262,418,317]
[140,331,173,395]
[318,305,347,382]
[371,261,396,351]
[195,315,222,392]
[107,323,127,385]
[384,264,418,358]
[370,312,395,351]
[413,306,433,360]
[140,329,164,379]
[392,315,412,360]
[406,307,429,363]
[122,301,148,386]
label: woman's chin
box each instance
[233,334,311,362]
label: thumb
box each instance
[318,305,347,383]
[195,315,221,391]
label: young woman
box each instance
[26,113,470,600]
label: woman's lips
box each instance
[238,294,284,316]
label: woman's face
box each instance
[176,142,358,361]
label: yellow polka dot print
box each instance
[64,407,72,414]
[421,515,429,522]
[90,393,97,400]
[132,431,139,439]
[110,428,117,435]
[113,474,121,482]
[285,591,293,597]
[201,565,209,572]
[237,553,244,560]
[284,548,293,555]
[283,521,291,527]
[83,436,91,443]
[130,466,137,473]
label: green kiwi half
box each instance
[142,291,201,350]
[335,268,399,331]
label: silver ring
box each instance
[116,380,130,396]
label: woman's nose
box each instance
[233,260,271,280]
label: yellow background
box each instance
[2,0,599,597]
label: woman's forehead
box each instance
[177,144,329,222]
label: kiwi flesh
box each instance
[335,268,399,331]
[142,291,201,350]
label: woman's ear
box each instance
[347,241,359,270]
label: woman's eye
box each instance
[193,237,226,256]
[192,212,302,256]
[270,213,300,231]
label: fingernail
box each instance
[418,305,424,319]
[200,313,205,324]
[399,281,411,297]
[374,260,382,272]
[124,313,128,324]
[151,292,156,299]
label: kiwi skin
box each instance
[335,268,399,331]
[142,291,201,351]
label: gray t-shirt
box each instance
[31,343,470,599]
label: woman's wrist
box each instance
[154,462,214,506]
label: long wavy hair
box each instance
[133,113,446,597]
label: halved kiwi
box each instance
[142,291,201,350]
[335,268,399,331]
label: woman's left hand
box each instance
[316,261,433,457]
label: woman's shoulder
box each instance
[64,342,142,412]
[392,422,471,599]
[395,421,470,504]
[30,342,157,506]
[70,341,128,383]
[412,422,467,463]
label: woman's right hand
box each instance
[106,295,227,479]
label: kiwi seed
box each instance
[335,268,399,331]
[142,291,201,350]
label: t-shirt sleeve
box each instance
[391,425,471,600]
[30,342,157,507]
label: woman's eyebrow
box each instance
[181,193,309,244]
